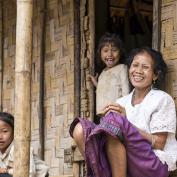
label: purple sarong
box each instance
[70,112,169,177]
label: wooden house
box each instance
[0,0,177,176]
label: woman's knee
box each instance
[73,123,84,141]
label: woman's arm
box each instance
[137,128,168,150]
[101,103,168,150]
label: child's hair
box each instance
[126,46,167,89]
[97,32,126,64]
[0,112,14,129]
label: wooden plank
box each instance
[152,0,161,50]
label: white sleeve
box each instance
[33,154,49,177]
[150,95,176,134]
[30,147,49,177]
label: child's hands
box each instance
[0,167,8,173]
[100,103,126,117]
[87,73,98,87]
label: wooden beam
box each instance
[14,0,33,177]
[74,0,81,117]
[0,1,3,111]
[38,0,47,160]
[88,0,95,120]
[152,0,161,50]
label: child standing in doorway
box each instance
[0,112,48,177]
[89,33,130,115]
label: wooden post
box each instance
[88,0,95,120]
[152,0,161,50]
[0,1,3,111]
[38,0,47,160]
[14,1,33,177]
[73,0,81,176]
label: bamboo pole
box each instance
[73,0,81,176]
[74,0,80,118]
[0,1,3,111]
[38,0,47,160]
[152,0,161,50]
[88,0,95,120]
[14,1,33,177]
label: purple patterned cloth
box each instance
[69,112,169,177]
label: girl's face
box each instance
[129,52,158,90]
[101,44,120,68]
[0,120,13,154]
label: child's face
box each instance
[0,120,13,154]
[101,43,120,68]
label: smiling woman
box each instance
[70,46,177,177]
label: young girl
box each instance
[88,33,130,115]
[0,112,48,177]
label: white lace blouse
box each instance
[116,89,177,171]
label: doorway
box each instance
[95,0,153,74]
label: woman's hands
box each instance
[0,167,7,173]
[99,103,126,117]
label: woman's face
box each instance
[129,52,158,90]
[0,120,13,154]
[101,43,120,68]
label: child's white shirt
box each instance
[96,64,129,114]
[0,141,48,177]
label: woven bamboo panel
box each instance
[31,0,75,176]
[161,1,177,176]
[161,1,177,107]
[1,0,74,176]
[1,0,16,113]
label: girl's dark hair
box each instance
[0,112,14,129]
[126,46,167,89]
[97,33,126,64]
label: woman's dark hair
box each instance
[97,33,126,64]
[126,46,167,89]
[0,112,14,129]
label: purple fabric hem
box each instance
[69,112,169,177]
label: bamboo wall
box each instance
[32,0,75,176]
[161,0,177,106]
[161,1,177,176]
[1,0,16,113]
[1,0,75,176]
[1,0,177,177]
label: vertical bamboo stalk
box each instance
[88,0,95,120]
[14,1,33,177]
[74,0,81,118]
[152,0,161,50]
[38,0,47,160]
[73,0,81,175]
[0,1,3,111]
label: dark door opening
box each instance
[95,0,153,74]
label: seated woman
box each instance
[0,112,49,177]
[70,47,177,177]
